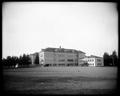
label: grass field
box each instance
[3,66,117,95]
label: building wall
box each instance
[39,51,44,65]
[35,49,104,67]
[87,58,96,66]
[81,57,103,66]
[30,48,104,67]
[95,58,104,66]
[65,52,78,66]
[54,52,66,65]
[78,53,86,59]
[44,52,55,65]
[39,50,85,66]
[78,53,86,65]
[78,59,87,65]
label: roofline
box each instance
[41,47,85,53]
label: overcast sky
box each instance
[2,2,118,58]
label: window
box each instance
[97,59,101,62]
[58,54,64,57]
[53,64,57,66]
[97,63,102,65]
[67,59,74,62]
[40,59,44,62]
[59,59,65,62]
[59,64,65,66]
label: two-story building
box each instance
[81,55,104,66]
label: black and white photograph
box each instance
[2,2,118,95]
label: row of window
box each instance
[44,63,77,66]
[67,59,74,62]
[59,59,65,62]
[40,54,76,58]
[89,63,94,65]
[87,59,94,62]
[40,59,75,62]
[41,59,102,64]
[58,59,74,62]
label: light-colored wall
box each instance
[82,57,104,66]
[95,58,104,66]
[65,53,77,64]
[78,59,87,65]
[39,51,45,65]
[54,52,66,64]
[80,57,95,66]
[39,51,85,66]
[78,53,86,59]
[78,53,86,65]
[44,52,55,64]
[88,58,96,66]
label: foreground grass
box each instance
[3,66,117,95]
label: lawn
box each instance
[3,66,117,95]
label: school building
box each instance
[29,47,104,67]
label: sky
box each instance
[2,2,118,58]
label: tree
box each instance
[19,54,31,67]
[2,58,8,67]
[111,51,118,66]
[2,56,19,68]
[103,51,118,66]
[24,54,31,66]
[34,53,39,64]
[6,56,12,66]
[2,54,31,68]
[11,56,19,67]
[18,55,23,66]
[103,52,111,66]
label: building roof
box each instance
[41,47,85,54]
[78,50,86,54]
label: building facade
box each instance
[29,52,39,65]
[39,47,86,66]
[29,47,104,67]
[81,55,104,66]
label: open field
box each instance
[3,66,117,95]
